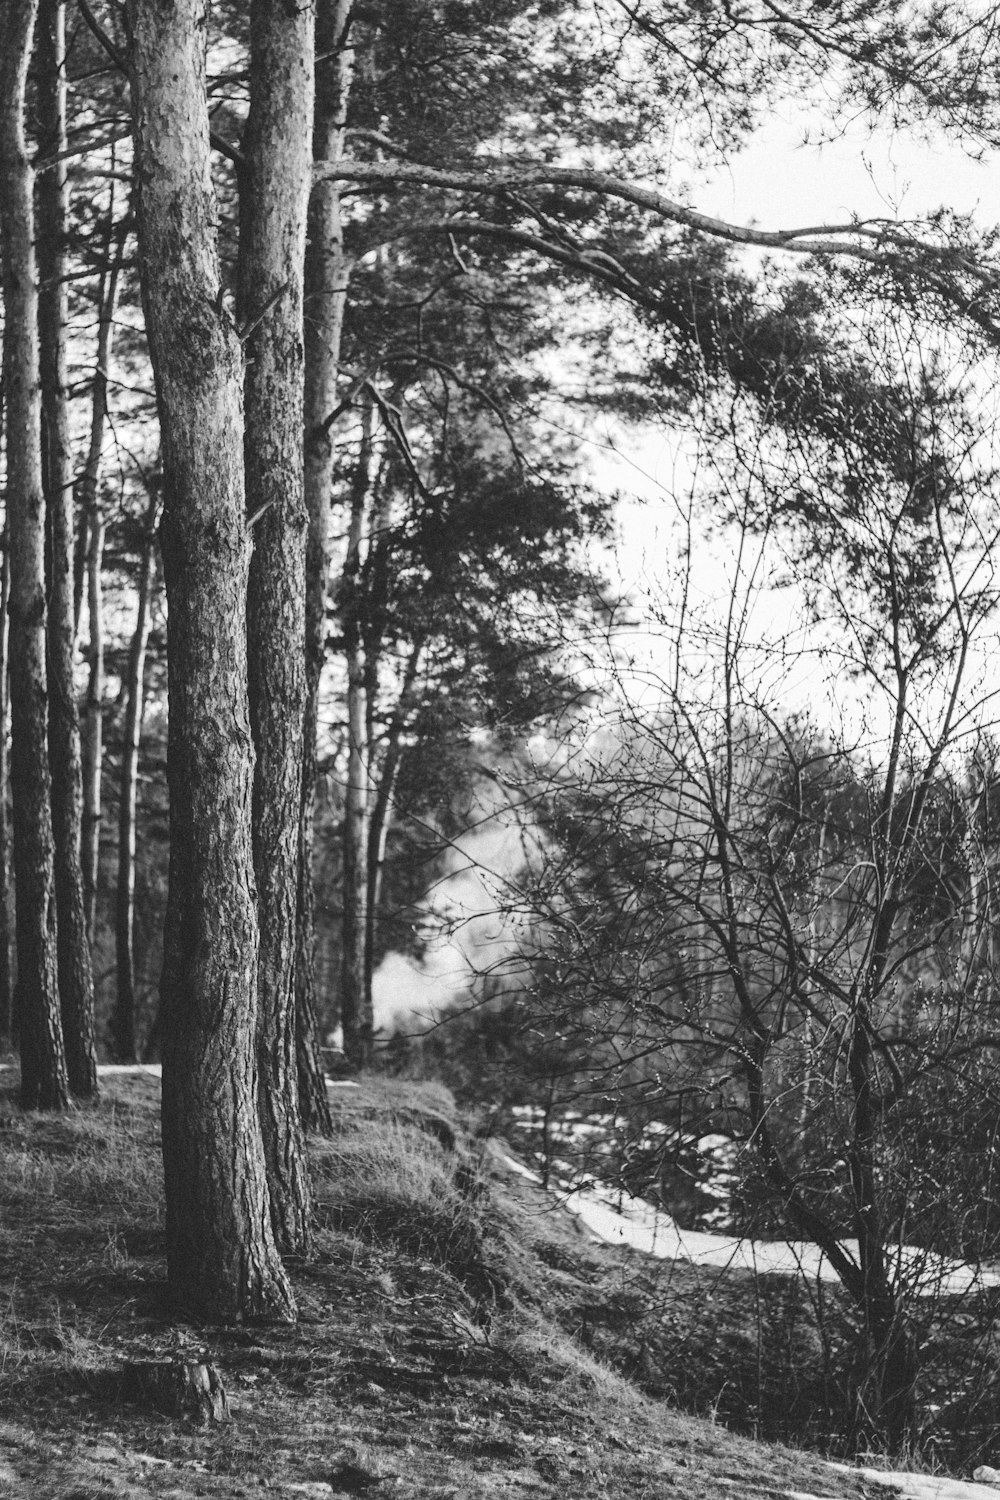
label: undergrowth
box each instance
[0,1067,981,1498]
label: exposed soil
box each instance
[0,1070,889,1499]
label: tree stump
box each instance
[119,1359,230,1424]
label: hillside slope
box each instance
[0,1068,956,1499]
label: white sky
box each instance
[567,109,1000,737]
[695,105,1000,229]
[598,100,1000,506]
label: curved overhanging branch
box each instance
[321,156,1000,343]
[316,156,994,270]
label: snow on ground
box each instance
[502,1114,1000,1298]
[0,1061,164,1076]
[496,1148,544,1182]
[559,1177,1000,1296]
[784,1479,1000,1500]
[827,1464,1000,1500]
[500,1141,1000,1298]
[94,1063,162,1076]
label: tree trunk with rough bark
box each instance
[80,505,104,941]
[126,0,295,1322]
[37,0,99,1101]
[110,495,157,1064]
[239,0,314,1253]
[0,541,13,1047]
[0,0,69,1112]
[297,0,356,1107]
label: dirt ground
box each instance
[0,1068,892,1500]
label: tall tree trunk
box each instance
[239,0,314,1254]
[126,0,295,1322]
[110,494,157,1063]
[297,0,355,1110]
[80,504,104,941]
[79,206,126,945]
[37,0,99,1101]
[0,540,13,1047]
[339,402,374,1067]
[0,0,69,1112]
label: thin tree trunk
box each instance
[73,508,87,646]
[0,541,13,1047]
[846,988,917,1443]
[37,0,99,1101]
[79,206,126,944]
[297,0,355,1109]
[339,402,374,1067]
[363,639,424,1014]
[0,0,69,1111]
[80,507,104,941]
[296,678,333,1129]
[239,0,314,1255]
[126,0,295,1322]
[296,702,333,1128]
[110,493,157,1063]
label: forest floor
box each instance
[0,1065,988,1500]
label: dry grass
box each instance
[312,1119,478,1263]
[0,1079,162,1217]
[0,1066,883,1500]
[0,1132,161,1219]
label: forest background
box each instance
[8,0,1000,1468]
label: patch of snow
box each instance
[492,1143,1000,1297]
[495,1149,543,1184]
[555,1181,1000,1297]
[0,1061,164,1077]
[829,1463,1000,1500]
[97,1063,162,1076]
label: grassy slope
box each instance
[0,1071,884,1500]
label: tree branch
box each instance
[317,155,985,266]
[332,158,1000,343]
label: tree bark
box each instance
[78,206,126,946]
[126,0,295,1322]
[339,401,375,1067]
[120,1360,230,1425]
[239,0,314,1253]
[0,540,13,1047]
[110,494,157,1064]
[0,0,69,1112]
[37,0,99,1101]
[80,506,104,942]
[297,0,356,1107]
